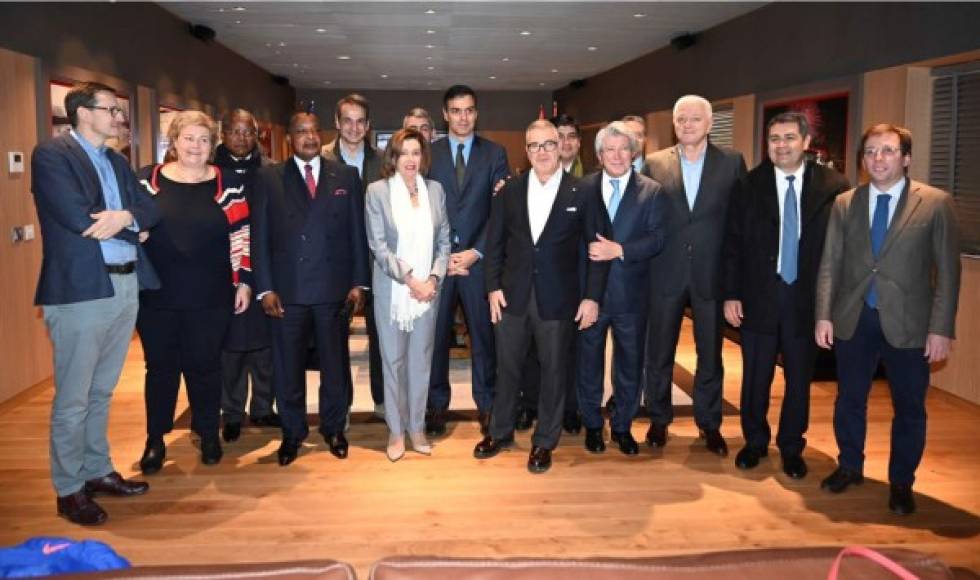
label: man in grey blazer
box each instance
[642,95,747,456]
[815,123,960,515]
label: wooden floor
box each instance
[2,319,979,577]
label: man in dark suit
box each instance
[642,94,747,455]
[475,119,610,473]
[215,108,280,443]
[32,82,158,525]
[579,121,666,455]
[251,112,369,466]
[723,111,850,478]
[815,124,960,515]
[321,93,384,421]
[426,85,510,436]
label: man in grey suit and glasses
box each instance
[642,94,747,456]
[32,81,159,526]
[815,123,960,515]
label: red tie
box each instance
[304,163,316,199]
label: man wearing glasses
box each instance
[214,109,280,443]
[32,81,159,525]
[815,124,960,515]
[475,119,609,473]
[426,85,509,437]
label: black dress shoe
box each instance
[515,407,536,431]
[84,471,149,497]
[821,466,864,493]
[222,422,241,443]
[57,491,107,526]
[139,438,166,475]
[605,396,617,415]
[323,432,349,459]
[735,446,767,470]
[889,483,916,515]
[611,431,640,455]
[528,446,552,474]
[425,409,448,437]
[478,411,491,436]
[250,413,282,428]
[584,428,606,454]
[702,429,729,456]
[473,435,514,459]
[562,413,582,435]
[277,440,299,466]
[782,454,808,479]
[645,423,668,448]
[201,436,223,465]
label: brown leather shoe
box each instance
[57,490,108,526]
[84,471,149,497]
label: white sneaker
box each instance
[386,434,405,462]
[373,403,386,419]
[409,432,432,455]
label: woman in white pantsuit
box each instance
[365,128,450,461]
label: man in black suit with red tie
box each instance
[723,111,849,478]
[251,112,369,466]
[475,119,609,474]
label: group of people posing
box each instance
[33,81,959,527]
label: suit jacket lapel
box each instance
[537,172,574,245]
[434,139,458,198]
[760,161,780,226]
[460,136,479,194]
[851,184,873,259]
[879,180,921,259]
[690,144,717,216]
[612,172,639,230]
[284,160,312,210]
[316,161,338,200]
[669,147,692,218]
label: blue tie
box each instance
[779,175,798,284]
[865,193,892,308]
[607,178,622,220]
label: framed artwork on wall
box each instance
[761,92,849,174]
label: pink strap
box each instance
[827,546,919,580]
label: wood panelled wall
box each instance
[0,47,50,403]
[933,258,980,403]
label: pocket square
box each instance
[334,188,348,196]
[566,206,578,212]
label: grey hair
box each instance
[595,121,639,156]
[673,94,713,119]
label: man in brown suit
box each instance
[815,123,960,515]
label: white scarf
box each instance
[389,174,434,331]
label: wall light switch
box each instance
[8,152,24,174]
[23,224,35,240]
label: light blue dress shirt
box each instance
[71,130,136,265]
[448,134,474,167]
[339,144,365,178]
[869,177,905,229]
[678,144,706,211]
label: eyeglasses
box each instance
[85,105,125,117]
[863,146,903,158]
[526,140,558,153]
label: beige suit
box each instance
[815,179,960,348]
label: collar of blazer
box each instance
[852,179,921,260]
[62,134,129,206]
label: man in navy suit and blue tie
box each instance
[579,121,666,455]
[32,82,158,525]
[426,85,510,436]
[251,112,369,466]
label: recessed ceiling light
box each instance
[316,28,327,33]
[501,57,509,62]
[426,56,433,61]
[274,51,281,55]
[232,6,245,11]
[380,74,388,78]
[278,41,287,47]
[426,81,433,86]
[488,75,496,80]
[551,68,559,73]
[587,46,598,51]
[520,30,531,36]
[427,66,435,70]
[539,82,545,86]
[218,7,225,12]
[633,13,646,18]
[235,20,242,24]
[425,9,435,14]
[265,42,271,47]
[292,63,299,67]
[323,80,332,84]
[425,44,435,49]
[337,55,351,60]
[426,29,436,34]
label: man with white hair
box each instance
[642,95,746,456]
[578,121,666,455]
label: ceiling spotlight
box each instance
[425,9,435,14]
[427,66,435,70]
[235,20,242,24]
[587,46,597,51]
[426,81,433,86]
[633,13,646,18]
[425,44,435,49]
[292,63,299,67]
[539,82,545,86]
[380,74,388,78]
[426,56,433,60]
[337,55,351,60]
[265,42,271,47]
[501,57,509,62]
[323,80,332,84]
[551,68,559,73]
[520,30,531,36]
[426,29,436,34]
[316,28,327,33]
[488,75,496,80]
[232,6,245,11]
[278,41,287,47]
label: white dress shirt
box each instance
[528,169,562,244]
[775,163,805,273]
[293,155,321,187]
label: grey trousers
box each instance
[220,347,275,422]
[375,295,439,437]
[43,273,138,496]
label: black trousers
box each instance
[137,306,231,440]
[833,304,930,485]
[517,338,579,419]
[221,347,275,422]
[738,282,816,456]
[271,302,348,443]
[644,287,724,430]
[490,290,575,450]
